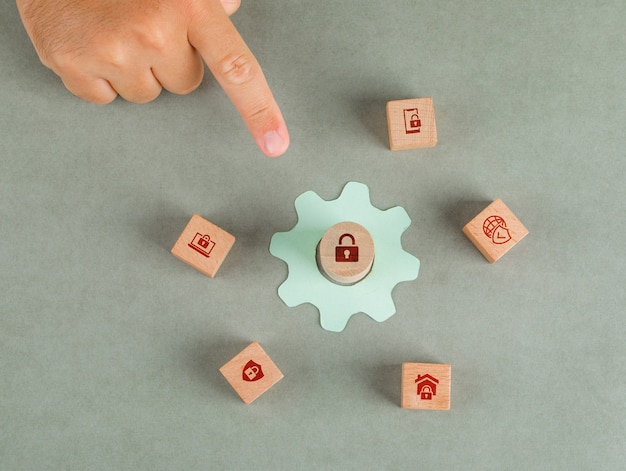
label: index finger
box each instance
[188,0,289,157]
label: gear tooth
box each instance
[341,181,371,201]
[382,206,412,229]
[276,281,292,304]
[294,190,325,216]
[364,295,397,323]
[277,279,307,307]
[400,254,421,280]
[319,308,353,332]
[269,235,299,263]
[338,182,373,218]
[269,232,288,258]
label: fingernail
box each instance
[262,130,286,157]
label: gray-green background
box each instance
[2,1,625,469]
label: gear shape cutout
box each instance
[269,182,420,332]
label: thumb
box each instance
[188,0,289,157]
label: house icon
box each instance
[415,374,439,400]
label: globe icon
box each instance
[483,215,507,238]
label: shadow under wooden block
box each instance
[462,199,529,263]
[171,214,235,277]
[219,342,284,405]
[401,363,451,410]
[386,97,438,151]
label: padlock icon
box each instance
[242,360,264,382]
[420,385,433,400]
[403,108,421,134]
[335,233,359,262]
[410,114,421,129]
[198,235,211,248]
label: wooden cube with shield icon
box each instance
[219,342,284,405]
[462,199,529,263]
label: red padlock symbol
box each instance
[198,235,211,248]
[335,233,359,262]
[410,114,421,129]
[420,385,433,400]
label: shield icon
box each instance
[492,226,512,244]
[242,360,264,382]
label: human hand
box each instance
[16,0,289,157]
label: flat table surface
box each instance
[2,1,625,469]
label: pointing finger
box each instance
[188,0,289,157]
[220,0,241,16]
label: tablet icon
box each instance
[403,108,421,134]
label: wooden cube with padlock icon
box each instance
[401,362,451,410]
[189,232,216,258]
[404,108,422,134]
[219,342,284,405]
[386,97,438,151]
[171,214,235,278]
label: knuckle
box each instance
[64,82,117,105]
[217,52,257,86]
[88,93,117,105]
[43,45,86,76]
[136,22,169,53]
[102,41,129,69]
[176,75,204,95]
[47,52,75,75]
[126,88,162,104]
[246,100,273,122]
[174,60,205,95]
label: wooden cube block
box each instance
[171,214,235,278]
[386,97,438,151]
[401,363,451,410]
[316,221,375,285]
[462,199,529,263]
[219,342,284,405]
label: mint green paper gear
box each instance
[269,182,420,332]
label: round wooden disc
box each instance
[316,221,375,285]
